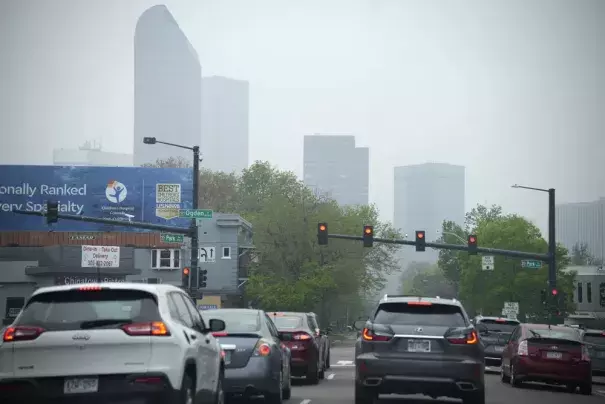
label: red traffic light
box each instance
[364,226,373,235]
[551,288,558,296]
[416,231,424,239]
[469,236,476,243]
[319,224,327,232]
[183,267,190,275]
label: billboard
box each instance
[0,165,193,232]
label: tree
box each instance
[571,242,603,266]
[401,262,455,298]
[142,156,191,168]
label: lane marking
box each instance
[597,390,605,397]
[327,373,335,380]
[300,400,311,404]
[332,360,354,367]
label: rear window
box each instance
[271,315,304,330]
[583,332,605,345]
[203,310,260,333]
[527,328,581,341]
[479,319,519,335]
[15,289,160,331]
[374,302,466,327]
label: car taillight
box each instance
[582,345,591,362]
[362,328,392,342]
[3,326,45,342]
[212,332,228,337]
[518,340,528,356]
[292,332,312,341]
[78,286,104,291]
[121,322,170,336]
[253,340,272,357]
[447,330,478,345]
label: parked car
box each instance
[473,316,520,367]
[269,311,330,384]
[0,282,226,404]
[202,308,292,403]
[579,328,605,375]
[354,295,485,404]
[500,323,591,394]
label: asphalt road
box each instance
[285,344,605,404]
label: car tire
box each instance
[265,371,284,404]
[579,382,592,395]
[307,361,320,385]
[282,368,292,400]
[178,372,195,404]
[354,383,376,404]
[215,371,225,404]
[500,365,510,383]
[462,389,485,404]
[326,351,331,369]
[509,364,521,388]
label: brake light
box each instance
[518,340,528,356]
[253,341,272,356]
[447,329,478,345]
[582,345,590,362]
[78,286,103,291]
[292,332,312,341]
[212,332,228,337]
[495,319,506,323]
[362,328,392,342]
[220,350,226,358]
[3,326,45,342]
[121,322,170,336]
[406,301,432,306]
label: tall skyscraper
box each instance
[201,76,249,173]
[393,163,466,263]
[303,135,369,206]
[133,5,201,166]
[556,198,605,262]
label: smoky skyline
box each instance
[0,0,604,233]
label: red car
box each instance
[269,312,330,384]
[500,323,591,394]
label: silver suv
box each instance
[354,295,485,404]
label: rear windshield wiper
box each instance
[528,329,542,338]
[80,319,134,329]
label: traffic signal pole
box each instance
[548,188,557,291]
[190,146,200,296]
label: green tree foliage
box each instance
[400,262,455,298]
[439,204,575,320]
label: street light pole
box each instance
[143,137,201,296]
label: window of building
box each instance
[222,247,231,259]
[600,283,605,307]
[577,282,583,303]
[587,282,592,303]
[151,249,180,270]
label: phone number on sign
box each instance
[85,260,117,267]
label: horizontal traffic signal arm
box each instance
[325,233,550,261]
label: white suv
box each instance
[0,282,226,404]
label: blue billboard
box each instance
[0,165,194,232]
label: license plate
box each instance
[546,351,562,360]
[407,339,431,352]
[495,346,504,352]
[224,350,233,364]
[64,378,98,394]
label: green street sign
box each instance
[179,209,213,219]
[161,233,184,243]
[521,260,543,269]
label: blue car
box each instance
[202,308,292,403]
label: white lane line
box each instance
[300,400,311,404]
[331,360,354,367]
[597,390,605,397]
[327,373,335,380]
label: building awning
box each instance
[25,266,141,276]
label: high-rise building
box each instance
[393,163,466,263]
[201,76,249,173]
[53,140,133,167]
[303,135,369,206]
[133,5,201,166]
[556,198,605,262]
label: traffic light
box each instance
[551,288,558,297]
[363,225,374,247]
[540,289,547,305]
[182,267,190,288]
[199,269,208,288]
[317,223,328,245]
[415,231,426,252]
[46,201,59,224]
[467,235,478,255]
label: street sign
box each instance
[521,260,543,269]
[199,247,216,263]
[179,209,213,219]
[161,233,184,243]
[503,301,519,313]
[505,312,517,320]
[482,256,495,271]
[81,245,120,268]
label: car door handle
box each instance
[190,333,197,340]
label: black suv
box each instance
[354,295,485,404]
[473,316,520,368]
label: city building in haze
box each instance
[303,135,369,206]
[393,163,466,263]
[201,76,249,173]
[53,140,133,167]
[556,198,605,263]
[133,5,201,166]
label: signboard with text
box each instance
[81,245,120,268]
[0,165,193,231]
[55,275,126,285]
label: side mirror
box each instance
[475,324,488,334]
[278,332,292,341]
[353,320,367,330]
[209,319,226,332]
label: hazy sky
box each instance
[1,0,604,232]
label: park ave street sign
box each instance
[179,209,213,219]
[521,260,542,269]
[161,233,184,243]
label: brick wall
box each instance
[0,232,183,248]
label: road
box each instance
[286,344,605,404]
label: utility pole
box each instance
[190,146,200,297]
[548,188,556,291]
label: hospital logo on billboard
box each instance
[155,183,181,220]
[105,180,127,203]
